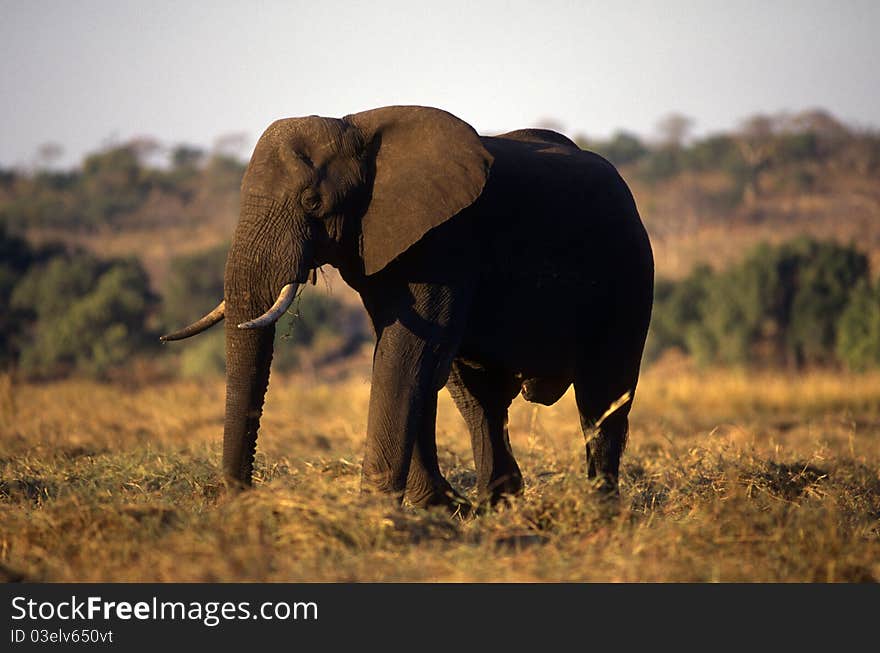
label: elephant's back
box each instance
[474,133,649,278]
[484,129,626,214]
[459,133,653,377]
[489,128,581,149]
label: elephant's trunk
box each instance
[221,193,306,486]
[222,316,275,486]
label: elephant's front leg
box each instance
[405,390,471,513]
[360,319,462,507]
[357,244,475,506]
[362,272,472,510]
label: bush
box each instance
[836,280,880,371]
[162,244,228,330]
[592,131,648,167]
[644,267,711,362]
[0,222,64,368]
[648,238,871,368]
[637,148,681,183]
[170,290,372,378]
[11,252,156,378]
[179,331,225,378]
[274,290,371,370]
[162,248,372,376]
[682,135,742,173]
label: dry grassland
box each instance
[1,362,879,582]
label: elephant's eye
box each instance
[300,188,321,212]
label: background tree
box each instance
[647,238,871,369]
[11,252,156,378]
[836,279,880,371]
[732,114,779,206]
[641,113,694,181]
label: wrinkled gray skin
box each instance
[163,106,654,512]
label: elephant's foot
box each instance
[586,464,622,520]
[585,431,623,499]
[478,471,524,511]
[222,475,250,493]
[587,473,620,497]
[406,480,472,518]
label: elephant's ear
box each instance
[347,106,493,275]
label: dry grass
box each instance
[1,363,879,582]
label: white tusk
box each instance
[160,300,225,341]
[237,283,299,329]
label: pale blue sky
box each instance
[2,0,878,168]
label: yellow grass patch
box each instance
[1,366,879,582]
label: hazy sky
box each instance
[2,0,878,168]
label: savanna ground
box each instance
[2,359,879,582]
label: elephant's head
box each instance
[161,106,493,487]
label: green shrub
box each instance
[162,244,228,330]
[644,267,712,362]
[592,131,648,167]
[836,280,880,371]
[0,223,66,368]
[682,135,742,173]
[162,247,372,376]
[11,252,156,378]
[648,238,871,368]
[179,330,225,378]
[637,148,681,182]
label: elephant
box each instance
[161,105,654,512]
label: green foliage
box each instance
[179,331,225,378]
[784,240,868,365]
[644,267,711,362]
[836,280,880,371]
[637,148,681,182]
[682,135,742,173]
[162,244,228,330]
[0,141,246,232]
[591,131,648,166]
[648,238,873,368]
[80,146,152,227]
[172,291,372,378]
[274,290,371,370]
[776,132,819,163]
[171,145,205,170]
[163,248,372,377]
[0,224,37,367]
[0,222,63,367]
[10,251,156,378]
[204,155,247,193]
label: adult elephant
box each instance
[162,106,653,511]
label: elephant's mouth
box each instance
[160,283,300,341]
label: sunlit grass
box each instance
[1,363,879,582]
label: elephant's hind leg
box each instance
[447,360,523,506]
[573,373,636,496]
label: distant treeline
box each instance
[647,238,880,370]
[0,224,370,380]
[2,109,879,233]
[2,107,880,379]
[2,222,878,379]
[0,143,245,231]
[581,109,880,200]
